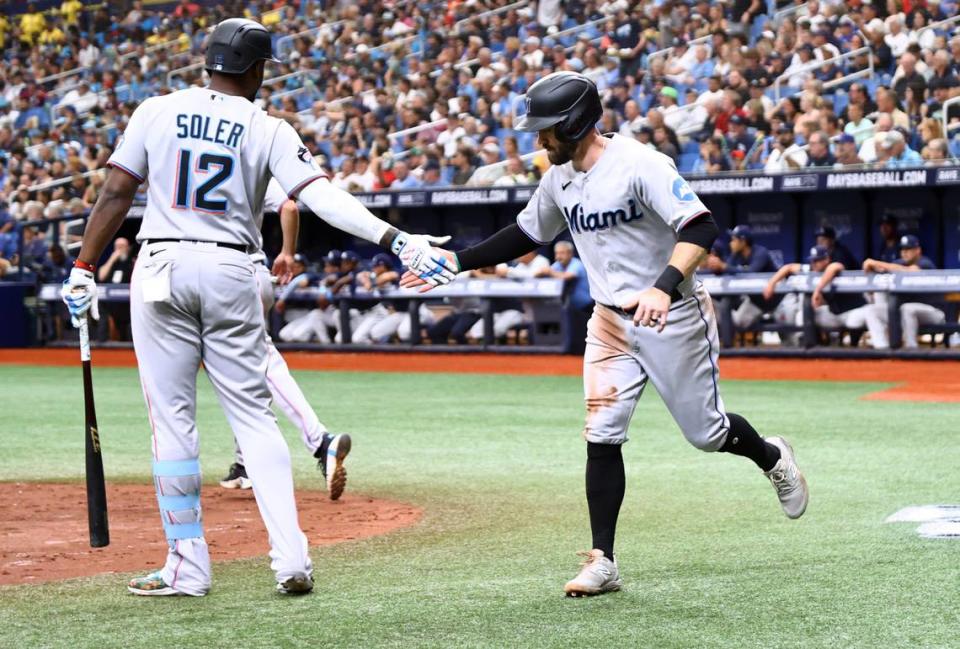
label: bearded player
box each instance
[402,72,808,597]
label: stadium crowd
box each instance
[1,0,959,346]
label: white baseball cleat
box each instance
[563,549,622,597]
[764,436,808,519]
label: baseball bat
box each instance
[79,316,110,547]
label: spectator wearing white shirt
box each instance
[858,112,893,164]
[59,80,98,114]
[436,113,468,159]
[697,74,725,106]
[617,100,643,137]
[76,37,100,68]
[522,36,544,69]
[884,14,910,58]
[764,125,809,172]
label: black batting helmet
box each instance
[513,72,602,143]
[205,18,280,75]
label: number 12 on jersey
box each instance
[173,149,234,214]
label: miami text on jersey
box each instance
[561,199,644,234]
[175,114,245,148]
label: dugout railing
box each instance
[31,278,570,353]
[704,271,960,355]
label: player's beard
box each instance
[545,139,579,165]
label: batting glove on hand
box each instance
[391,232,457,286]
[61,267,100,328]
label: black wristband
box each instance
[653,264,684,301]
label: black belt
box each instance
[145,239,247,253]
[599,303,635,318]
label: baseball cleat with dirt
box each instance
[564,549,622,597]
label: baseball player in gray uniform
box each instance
[403,72,809,597]
[61,18,455,597]
[220,177,351,500]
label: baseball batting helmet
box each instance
[205,18,280,75]
[513,72,602,143]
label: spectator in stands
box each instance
[862,235,946,349]
[927,78,960,123]
[653,126,679,164]
[764,124,808,172]
[880,130,923,168]
[537,241,591,355]
[421,160,444,188]
[893,53,925,101]
[694,136,731,173]
[833,134,863,167]
[876,87,911,131]
[450,145,477,186]
[764,245,890,350]
[493,156,536,186]
[389,160,422,190]
[841,83,878,124]
[922,138,950,165]
[59,80,98,115]
[843,102,874,147]
[725,114,753,162]
[884,14,911,59]
[39,243,72,283]
[859,113,894,164]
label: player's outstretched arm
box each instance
[399,223,541,292]
[61,168,140,327]
[296,178,456,286]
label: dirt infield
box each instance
[0,482,421,586]
[2,349,958,402]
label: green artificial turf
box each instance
[0,364,958,648]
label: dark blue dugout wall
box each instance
[734,194,799,266]
[802,192,867,264]
[701,195,733,233]
[942,189,960,268]
[871,189,941,266]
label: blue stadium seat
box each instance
[682,139,700,155]
[832,91,849,116]
[948,138,960,159]
[516,131,537,155]
[678,152,699,173]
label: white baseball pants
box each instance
[131,241,311,595]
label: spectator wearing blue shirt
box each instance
[881,130,922,168]
[389,160,423,189]
[538,241,592,354]
[706,225,780,330]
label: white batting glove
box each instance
[60,267,100,328]
[390,231,457,286]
